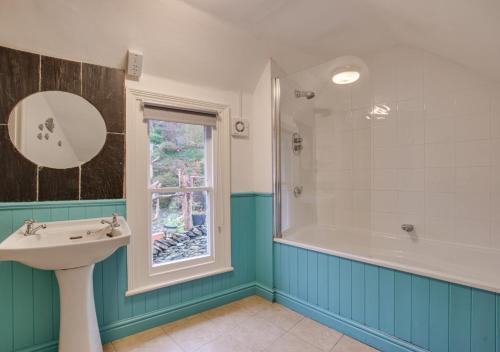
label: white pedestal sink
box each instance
[0,216,131,352]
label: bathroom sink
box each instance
[0,215,131,352]
[0,216,130,270]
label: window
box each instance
[149,120,211,267]
[126,89,231,295]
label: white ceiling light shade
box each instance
[332,66,361,85]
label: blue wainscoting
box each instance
[254,193,274,300]
[0,194,260,352]
[274,242,500,352]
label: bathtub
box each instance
[273,226,500,352]
[275,225,500,294]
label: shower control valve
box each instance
[292,132,303,154]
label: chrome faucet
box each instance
[23,219,47,236]
[101,213,120,229]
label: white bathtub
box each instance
[275,225,500,293]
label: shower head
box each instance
[295,90,315,100]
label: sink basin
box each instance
[0,216,130,270]
[0,215,131,352]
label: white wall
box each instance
[126,74,254,193]
[251,62,273,193]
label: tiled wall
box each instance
[313,45,500,250]
[0,46,125,201]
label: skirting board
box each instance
[275,291,429,352]
[20,282,257,352]
[254,283,275,302]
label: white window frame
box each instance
[126,88,232,296]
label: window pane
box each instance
[151,191,209,265]
[149,120,206,188]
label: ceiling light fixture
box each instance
[332,66,360,85]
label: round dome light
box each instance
[332,66,360,85]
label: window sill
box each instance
[125,266,234,296]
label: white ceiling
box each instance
[0,0,499,92]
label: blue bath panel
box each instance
[274,242,500,352]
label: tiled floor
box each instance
[104,295,379,352]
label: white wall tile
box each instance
[352,169,371,190]
[455,192,490,221]
[490,139,500,166]
[426,167,455,193]
[455,167,490,193]
[372,211,399,234]
[398,191,425,214]
[425,143,455,167]
[425,217,454,242]
[373,169,398,190]
[374,146,399,169]
[491,166,500,192]
[353,190,371,211]
[425,118,455,144]
[454,219,490,247]
[398,111,424,146]
[373,118,398,147]
[455,115,489,142]
[372,190,399,212]
[399,144,425,169]
[398,169,425,191]
[455,140,490,166]
[426,192,455,219]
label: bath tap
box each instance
[23,219,47,236]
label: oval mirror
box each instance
[8,91,107,169]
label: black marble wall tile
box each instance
[0,46,39,124]
[0,126,37,201]
[38,167,79,201]
[0,46,125,202]
[41,56,81,94]
[82,64,125,133]
[81,134,124,199]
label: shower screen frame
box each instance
[272,77,282,238]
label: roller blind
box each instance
[143,102,218,127]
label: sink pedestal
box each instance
[55,264,102,352]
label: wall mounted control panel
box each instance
[127,50,143,80]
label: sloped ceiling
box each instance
[0,0,498,92]
[184,0,500,83]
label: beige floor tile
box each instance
[112,327,182,352]
[255,303,303,331]
[108,297,377,352]
[265,332,323,352]
[162,313,225,351]
[236,295,273,314]
[103,343,116,352]
[332,335,379,352]
[228,314,286,351]
[289,318,342,351]
[194,333,254,352]
[202,301,253,331]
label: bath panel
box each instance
[274,241,500,352]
